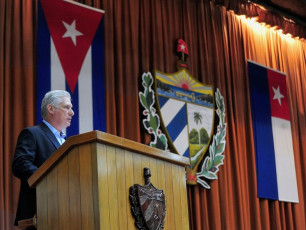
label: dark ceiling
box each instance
[255,0,306,24]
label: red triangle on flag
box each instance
[40,0,104,93]
[267,69,290,121]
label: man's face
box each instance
[52,97,74,130]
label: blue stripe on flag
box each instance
[92,18,106,132]
[66,83,79,136]
[37,0,51,122]
[167,104,187,142]
[248,61,279,200]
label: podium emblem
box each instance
[129,168,166,230]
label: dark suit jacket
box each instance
[12,122,61,225]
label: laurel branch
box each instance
[139,72,168,150]
[196,88,227,189]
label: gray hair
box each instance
[41,90,71,119]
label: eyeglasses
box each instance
[54,105,73,112]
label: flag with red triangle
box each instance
[248,61,298,203]
[37,0,106,135]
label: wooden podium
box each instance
[28,131,190,230]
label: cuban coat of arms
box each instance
[129,168,166,230]
[139,39,226,188]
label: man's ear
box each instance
[47,104,55,115]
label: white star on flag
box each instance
[62,20,83,46]
[180,44,186,51]
[272,86,285,105]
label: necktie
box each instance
[59,131,66,145]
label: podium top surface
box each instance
[28,131,190,187]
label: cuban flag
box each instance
[37,0,106,136]
[248,60,298,203]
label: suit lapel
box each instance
[39,122,61,149]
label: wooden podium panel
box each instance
[28,131,190,230]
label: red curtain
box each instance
[1,0,305,229]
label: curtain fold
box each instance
[0,0,305,229]
[1,1,36,229]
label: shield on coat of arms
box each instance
[129,168,166,230]
[137,184,165,230]
[154,69,215,183]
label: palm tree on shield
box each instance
[193,112,203,144]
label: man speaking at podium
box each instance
[12,90,74,229]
